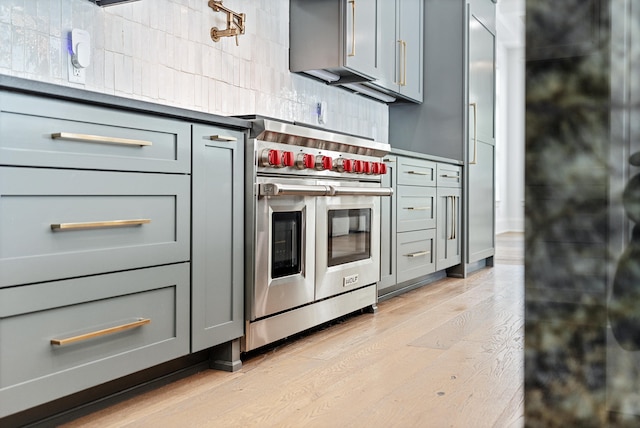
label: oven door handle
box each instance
[259,183,333,196]
[331,187,394,196]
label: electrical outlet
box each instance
[68,29,90,84]
[317,101,327,125]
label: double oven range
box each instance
[241,118,392,352]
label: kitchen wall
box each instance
[0,0,389,142]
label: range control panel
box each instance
[255,141,387,180]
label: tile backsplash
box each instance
[0,0,388,142]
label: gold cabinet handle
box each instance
[453,196,457,240]
[348,0,356,57]
[404,207,431,211]
[405,250,430,258]
[383,158,396,163]
[51,218,151,231]
[440,174,460,179]
[52,132,152,147]
[406,170,429,176]
[51,318,151,346]
[402,40,407,86]
[209,135,237,142]
[469,102,478,164]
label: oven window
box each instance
[272,211,302,278]
[328,209,371,267]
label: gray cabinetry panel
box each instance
[436,163,463,188]
[191,124,244,352]
[0,167,190,287]
[0,263,190,418]
[397,185,436,232]
[379,157,397,291]
[468,141,495,262]
[397,157,436,186]
[397,229,436,283]
[0,91,190,173]
[437,186,462,270]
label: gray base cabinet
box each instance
[191,125,244,353]
[0,89,246,419]
[379,154,461,298]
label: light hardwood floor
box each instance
[62,233,524,428]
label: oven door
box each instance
[253,177,320,320]
[315,182,387,300]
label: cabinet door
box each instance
[468,141,495,262]
[398,0,423,101]
[191,125,244,352]
[467,0,496,264]
[344,0,378,78]
[437,187,462,270]
[379,157,397,292]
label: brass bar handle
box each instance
[383,158,396,163]
[52,132,152,147]
[51,219,151,231]
[348,0,356,57]
[405,250,430,258]
[406,170,429,176]
[452,196,457,240]
[469,102,478,165]
[209,135,237,142]
[402,40,407,86]
[404,207,430,211]
[440,174,460,179]
[449,196,454,240]
[51,318,151,346]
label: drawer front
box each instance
[0,167,190,287]
[436,163,462,187]
[397,157,436,186]
[0,263,190,417]
[397,229,436,284]
[0,91,190,173]
[397,185,436,232]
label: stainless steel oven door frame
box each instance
[315,181,384,300]
[253,176,317,320]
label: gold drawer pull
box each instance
[405,250,430,258]
[51,318,151,346]
[51,219,151,231]
[440,174,459,179]
[404,207,430,211]
[52,132,152,147]
[406,170,429,176]
[383,158,395,163]
[209,135,237,142]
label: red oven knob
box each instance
[303,153,315,169]
[268,149,282,167]
[317,155,333,171]
[282,151,295,167]
[372,162,380,174]
[343,159,354,172]
[379,162,388,175]
[363,161,372,174]
[334,158,353,173]
[354,160,363,173]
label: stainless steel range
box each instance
[242,118,392,352]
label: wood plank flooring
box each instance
[61,233,524,428]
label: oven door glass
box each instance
[327,208,371,266]
[272,211,302,278]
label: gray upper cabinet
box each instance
[191,125,244,353]
[290,0,378,82]
[375,0,424,102]
[290,0,423,103]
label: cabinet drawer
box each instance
[0,263,190,417]
[0,92,190,173]
[0,167,190,287]
[397,157,436,186]
[397,229,436,283]
[397,185,436,232]
[436,163,462,187]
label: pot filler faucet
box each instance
[208,0,246,46]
